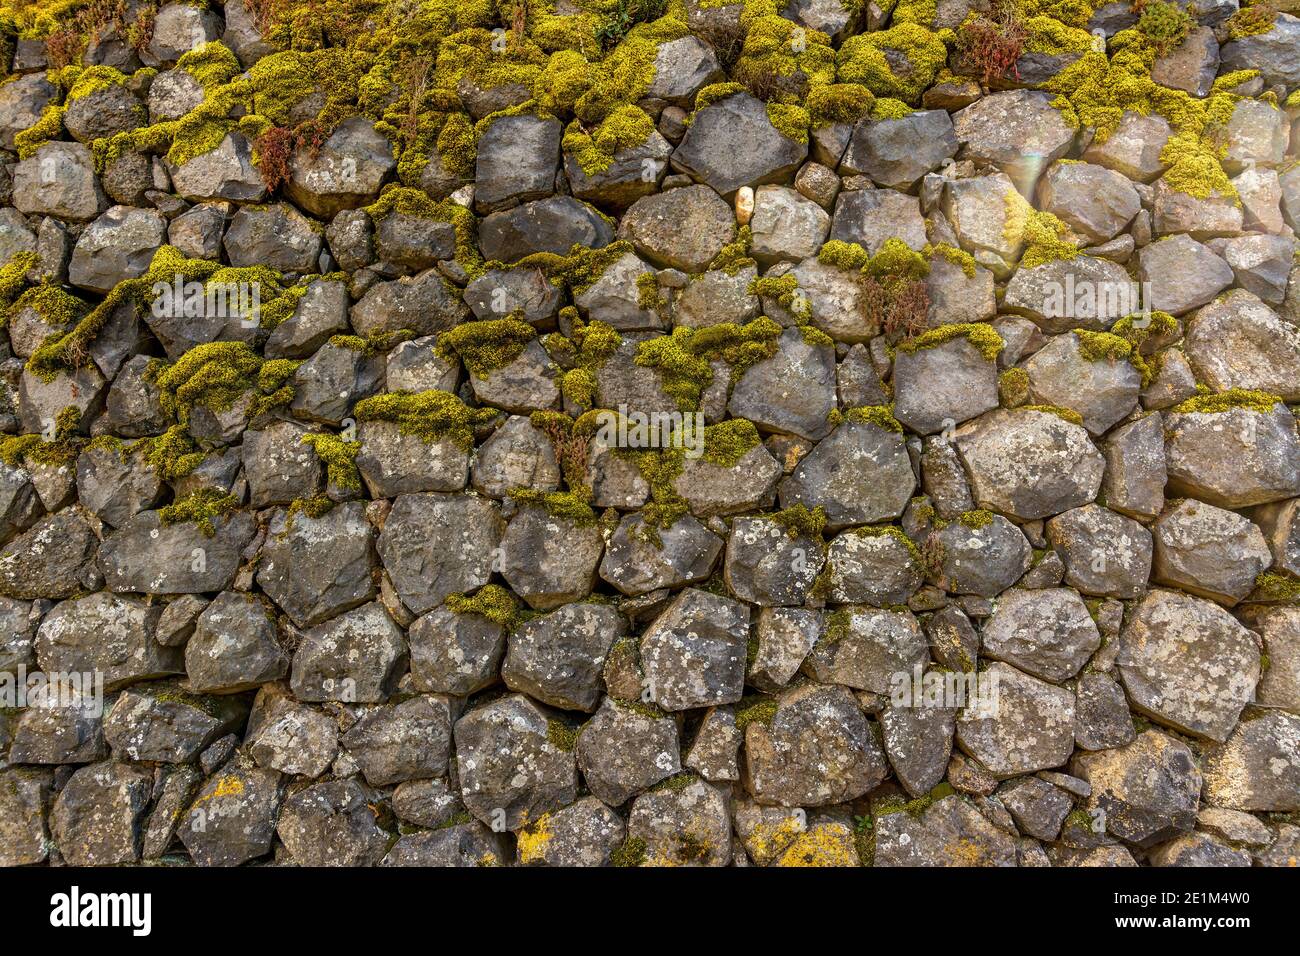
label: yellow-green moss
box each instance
[896,322,1003,362]
[436,316,536,379]
[159,488,239,537]
[1022,403,1085,426]
[445,584,522,631]
[837,23,949,105]
[14,103,65,159]
[509,487,599,526]
[1252,571,1300,603]
[353,389,498,450]
[807,83,875,127]
[1171,388,1284,415]
[299,432,361,491]
[828,403,904,432]
[926,242,977,278]
[734,695,779,730]
[768,503,827,538]
[701,418,761,467]
[1073,328,1133,362]
[562,103,655,175]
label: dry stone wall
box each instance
[0,0,1298,867]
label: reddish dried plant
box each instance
[254,125,297,192]
[884,278,931,340]
[957,9,1027,87]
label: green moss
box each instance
[14,103,65,159]
[957,509,995,529]
[634,318,782,412]
[353,389,498,450]
[732,11,836,104]
[701,418,761,468]
[436,316,536,379]
[1042,37,1240,201]
[509,487,599,526]
[807,83,874,127]
[823,607,853,645]
[610,835,647,867]
[693,82,746,111]
[707,225,753,276]
[1171,388,1284,415]
[28,246,220,381]
[875,782,955,818]
[0,252,38,312]
[926,242,977,278]
[546,719,581,752]
[445,584,522,631]
[1073,328,1133,362]
[896,323,1003,362]
[177,41,242,89]
[765,101,809,143]
[999,366,1030,407]
[1252,572,1300,603]
[556,316,622,409]
[837,23,949,105]
[7,282,87,329]
[152,341,263,422]
[0,405,84,468]
[562,103,656,175]
[286,493,336,524]
[768,503,827,539]
[869,97,915,120]
[1225,4,1277,39]
[828,404,904,432]
[133,425,205,481]
[1212,69,1261,93]
[1022,403,1085,426]
[818,239,871,271]
[734,695,778,731]
[158,488,239,537]
[299,432,361,491]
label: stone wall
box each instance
[0,0,1298,867]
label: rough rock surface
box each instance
[0,0,1295,871]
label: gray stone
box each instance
[576,697,680,805]
[953,91,1076,194]
[290,602,407,703]
[1137,234,1234,316]
[825,526,923,607]
[454,694,578,830]
[99,507,256,594]
[640,587,749,711]
[1100,414,1166,519]
[1045,503,1154,599]
[1117,589,1260,742]
[285,117,395,217]
[1,511,101,600]
[478,196,614,263]
[724,516,825,607]
[13,141,106,221]
[1152,498,1271,606]
[829,187,927,253]
[277,778,391,866]
[893,335,999,435]
[1203,711,1300,812]
[956,662,1075,778]
[1164,403,1300,508]
[341,694,454,786]
[779,417,916,529]
[1185,290,1300,399]
[1038,160,1141,243]
[599,512,721,596]
[671,91,807,195]
[223,202,323,272]
[502,602,626,712]
[618,185,734,272]
[256,500,376,628]
[1072,729,1201,847]
[69,205,166,294]
[744,682,887,806]
[840,109,957,189]
[186,591,287,694]
[499,503,603,610]
[377,493,503,616]
[50,760,152,866]
[170,132,267,203]
[803,606,927,693]
[954,409,1104,520]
